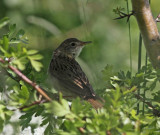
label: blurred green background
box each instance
[0,0,160,89]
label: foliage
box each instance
[0,17,160,135]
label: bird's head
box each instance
[55,38,92,58]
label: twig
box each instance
[19,99,47,110]
[0,57,52,101]
[126,87,160,117]
[114,11,134,22]
[134,93,160,117]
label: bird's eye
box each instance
[70,42,76,47]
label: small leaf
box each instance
[13,59,25,70]
[8,24,16,37]
[19,85,29,104]
[51,101,70,117]
[16,29,25,39]
[29,59,43,72]
[27,50,38,55]
[0,118,4,133]
[9,24,16,31]
[3,36,9,51]
[28,54,43,60]
[45,100,70,117]
[0,17,10,29]
[102,65,116,81]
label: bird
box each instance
[48,38,103,109]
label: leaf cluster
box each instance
[0,17,160,135]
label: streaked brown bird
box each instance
[48,38,103,109]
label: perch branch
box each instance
[0,57,52,101]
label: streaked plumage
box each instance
[49,38,103,109]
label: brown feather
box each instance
[49,38,104,109]
[87,98,103,109]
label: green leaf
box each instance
[44,122,54,135]
[27,50,38,55]
[0,102,12,133]
[102,65,116,82]
[61,99,70,112]
[9,24,16,32]
[35,106,44,117]
[51,100,70,117]
[0,118,4,133]
[29,59,43,72]
[45,100,70,117]
[0,17,10,29]
[28,54,43,60]
[3,36,9,51]
[19,85,29,104]
[71,98,84,115]
[16,29,25,39]
[19,107,38,130]
[8,24,16,37]
[13,59,25,70]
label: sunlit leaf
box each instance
[28,54,43,60]
[29,59,43,72]
[27,50,38,55]
[44,100,70,117]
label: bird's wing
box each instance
[49,56,95,99]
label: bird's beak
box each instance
[80,41,92,46]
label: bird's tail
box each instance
[87,98,103,109]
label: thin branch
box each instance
[19,99,47,111]
[114,11,134,22]
[0,57,52,101]
[127,87,160,117]
[134,93,160,117]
